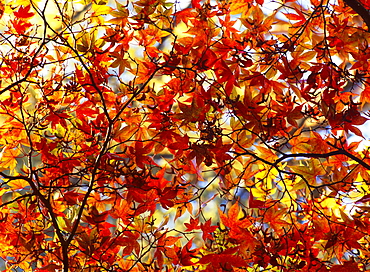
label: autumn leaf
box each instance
[289,159,326,186]
[155,234,181,268]
[14,5,34,19]
[229,0,252,15]
[263,206,290,233]
[175,94,209,123]
[1,0,370,270]
[219,202,252,240]
[178,238,199,266]
[11,19,32,34]
[255,146,278,163]
[7,178,30,191]
[248,190,266,208]
[329,260,360,272]
[84,206,109,225]
[184,217,201,232]
[59,190,84,205]
[131,60,157,84]
[0,147,21,171]
[199,251,248,269]
[360,86,370,107]
[91,3,113,16]
[158,187,177,209]
[200,219,218,241]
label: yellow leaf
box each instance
[92,4,113,16]
[290,160,326,186]
[8,179,29,191]
[0,147,20,171]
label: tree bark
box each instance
[343,0,370,31]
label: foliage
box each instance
[0,0,370,271]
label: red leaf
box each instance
[329,260,360,272]
[218,202,252,241]
[158,187,178,209]
[200,219,218,241]
[14,5,35,19]
[191,0,202,9]
[249,190,266,208]
[60,190,84,205]
[179,238,199,266]
[12,19,32,34]
[184,217,201,232]
[84,206,109,225]
[174,8,197,25]
[199,253,248,268]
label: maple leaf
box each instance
[44,111,70,129]
[184,217,201,232]
[131,60,157,84]
[219,202,253,240]
[283,7,306,25]
[174,8,197,25]
[0,1,4,20]
[175,94,209,123]
[114,231,141,256]
[360,86,370,107]
[248,190,266,209]
[84,206,109,225]
[110,53,131,76]
[154,234,181,268]
[329,260,360,272]
[191,0,202,9]
[110,198,134,225]
[0,147,21,171]
[263,206,290,234]
[14,5,34,19]
[200,219,218,241]
[158,187,177,209]
[11,19,32,34]
[128,140,156,169]
[167,134,189,151]
[178,238,199,266]
[289,159,326,186]
[199,250,248,269]
[229,0,252,15]
[59,190,84,205]
[2,0,370,270]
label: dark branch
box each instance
[343,0,370,31]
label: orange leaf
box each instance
[229,0,252,15]
[0,147,21,171]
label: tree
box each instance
[0,0,370,270]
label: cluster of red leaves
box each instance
[0,0,370,271]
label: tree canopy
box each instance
[0,0,370,271]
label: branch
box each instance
[0,192,33,208]
[237,147,370,171]
[275,149,370,171]
[343,0,370,31]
